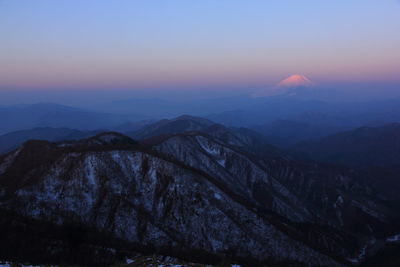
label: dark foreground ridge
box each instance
[0,129,399,266]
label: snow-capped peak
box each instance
[276,74,314,88]
[251,74,315,97]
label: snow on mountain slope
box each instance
[152,132,400,245]
[277,74,315,88]
[0,135,342,266]
[0,132,398,265]
[252,74,315,97]
[153,133,312,223]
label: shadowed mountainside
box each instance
[290,123,400,168]
[0,127,399,266]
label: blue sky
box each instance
[0,0,399,90]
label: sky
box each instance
[0,0,400,92]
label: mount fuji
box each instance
[277,74,315,88]
[252,74,315,97]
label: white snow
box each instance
[333,195,344,208]
[196,136,220,155]
[333,195,344,226]
[217,159,226,167]
[126,258,135,264]
[386,234,400,242]
[111,151,122,162]
[85,156,97,187]
[276,74,314,88]
[347,238,376,263]
[214,192,223,200]
[195,136,227,167]
[0,263,52,267]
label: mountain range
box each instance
[290,123,400,168]
[251,74,315,97]
[0,127,104,154]
[0,103,147,135]
[1,115,400,266]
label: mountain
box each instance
[0,127,104,154]
[207,97,400,130]
[128,115,282,157]
[290,123,400,168]
[276,74,315,89]
[94,96,267,119]
[112,120,155,133]
[0,133,343,266]
[251,74,315,97]
[0,103,146,134]
[1,129,399,266]
[150,131,400,236]
[128,115,215,140]
[207,98,331,127]
[253,119,347,148]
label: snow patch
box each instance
[334,195,344,226]
[214,192,223,200]
[333,195,344,208]
[0,263,53,267]
[126,258,135,264]
[347,238,376,263]
[387,234,400,242]
[197,137,220,156]
[217,159,226,167]
[85,156,97,187]
[196,136,227,167]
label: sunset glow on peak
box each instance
[251,74,315,98]
[276,75,315,88]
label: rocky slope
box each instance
[0,131,399,266]
[0,133,341,266]
[151,133,400,233]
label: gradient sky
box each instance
[1,0,400,90]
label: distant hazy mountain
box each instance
[251,74,315,97]
[90,91,400,131]
[93,96,268,118]
[208,97,400,128]
[111,119,155,133]
[128,115,215,140]
[253,119,347,147]
[0,127,104,153]
[290,123,400,168]
[207,98,331,127]
[0,102,146,134]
